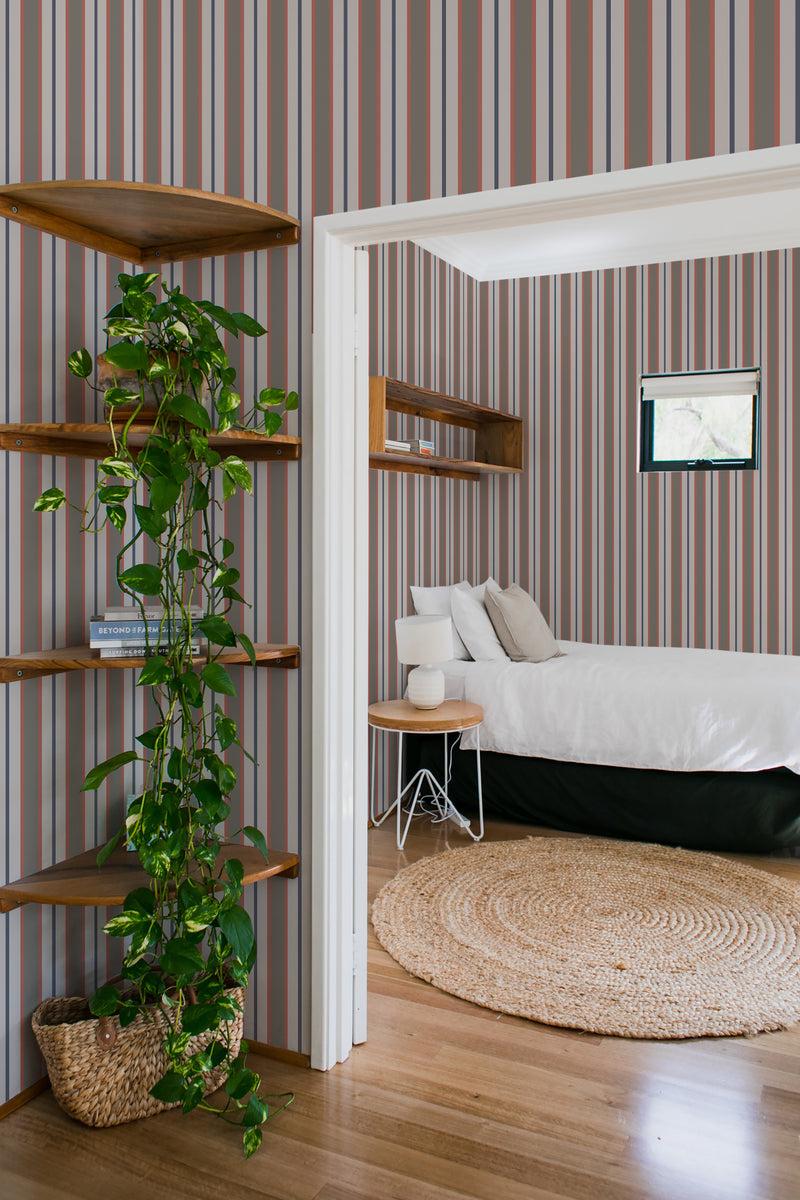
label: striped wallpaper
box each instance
[370,246,800,747]
[2,0,800,1103]
[369,246,790,805]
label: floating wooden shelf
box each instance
[0,180,300,265]
[369,449,522,483]
[0,422,301,463]
[0,843,299,913]
[369,376,523,482]
[0,643,300,683]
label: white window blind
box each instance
[640,369,760,400]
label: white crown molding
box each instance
[315,145,800,279]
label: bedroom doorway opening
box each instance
[310,144,800,1072]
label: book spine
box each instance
[101,606,204,621]
[91,638,208,648]
[90,619,204,640]
[99,643,203,659]
[386,439,435,455]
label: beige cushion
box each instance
[484,584,563,663]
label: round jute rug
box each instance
[371,836,800,1038]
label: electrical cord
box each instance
[402,729,461,822]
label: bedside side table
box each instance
[368,699,484,849]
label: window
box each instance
[638,368,760,473]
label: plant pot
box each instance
[32,985,245,1128]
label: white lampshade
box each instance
[395,614,453,665]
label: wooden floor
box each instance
[3,816,800,1199]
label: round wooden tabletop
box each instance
[367,698,483,733]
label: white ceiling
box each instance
[410,145,800,281]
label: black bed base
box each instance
[405,734,800,853]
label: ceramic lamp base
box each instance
[406,664,445,709]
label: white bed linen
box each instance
[445,641,800,774]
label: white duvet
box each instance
[445,641,800,774]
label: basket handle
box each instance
[94,973,124,1050]
[92,975,201,1048]
[95,1016,117,1049]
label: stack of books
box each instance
[385,438,435,456]
[90,605,206,658]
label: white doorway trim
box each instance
[309,143,800,1071]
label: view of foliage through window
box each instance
[651,394,754,462]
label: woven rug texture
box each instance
[371,836,800,1038]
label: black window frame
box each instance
[638,368,761,474]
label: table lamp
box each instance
[395,614,454,709]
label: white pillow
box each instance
[451,579,508,661]
[409,582,470,660]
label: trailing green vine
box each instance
[36,270,297,1156]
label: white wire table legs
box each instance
[370,724,398,827]
[369,726,485,849]
[474,724,484,841]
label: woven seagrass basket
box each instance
[32,985,245,1128]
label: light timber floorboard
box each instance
[2,816,800,1199]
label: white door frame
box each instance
[309,144,800,1071]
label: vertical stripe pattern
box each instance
[1,0,800,1100]
[371,249,798,786]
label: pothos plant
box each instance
[35,270,298,1156]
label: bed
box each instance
[406,641,800,853]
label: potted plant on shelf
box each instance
[32,270,297,1157]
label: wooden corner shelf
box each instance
[368,376,523,482]
[0,843,299,913]
[0,643,300,683]
[0,422,301,464]
[0,180,299,266]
